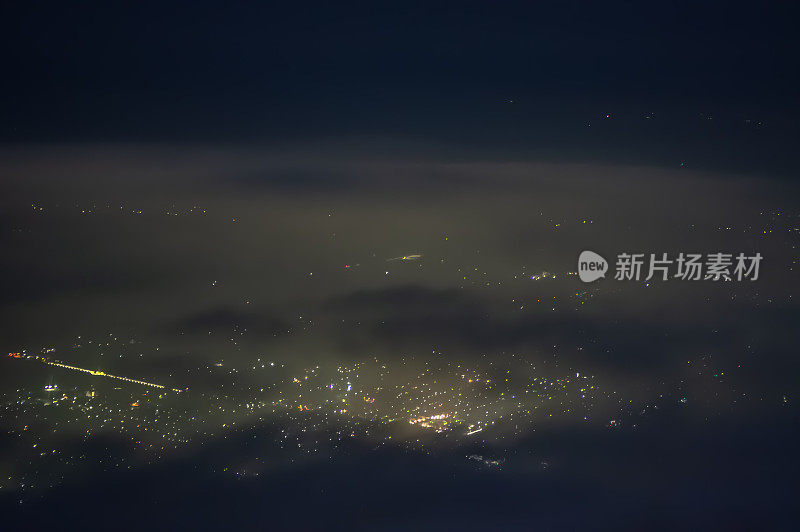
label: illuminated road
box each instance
[386,254,422,262]
[9,353,183,392]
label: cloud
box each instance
[171,307,292,339]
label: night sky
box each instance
[1,2,799,530]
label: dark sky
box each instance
[2,1,799,145]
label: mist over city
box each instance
[1,2,799,530]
